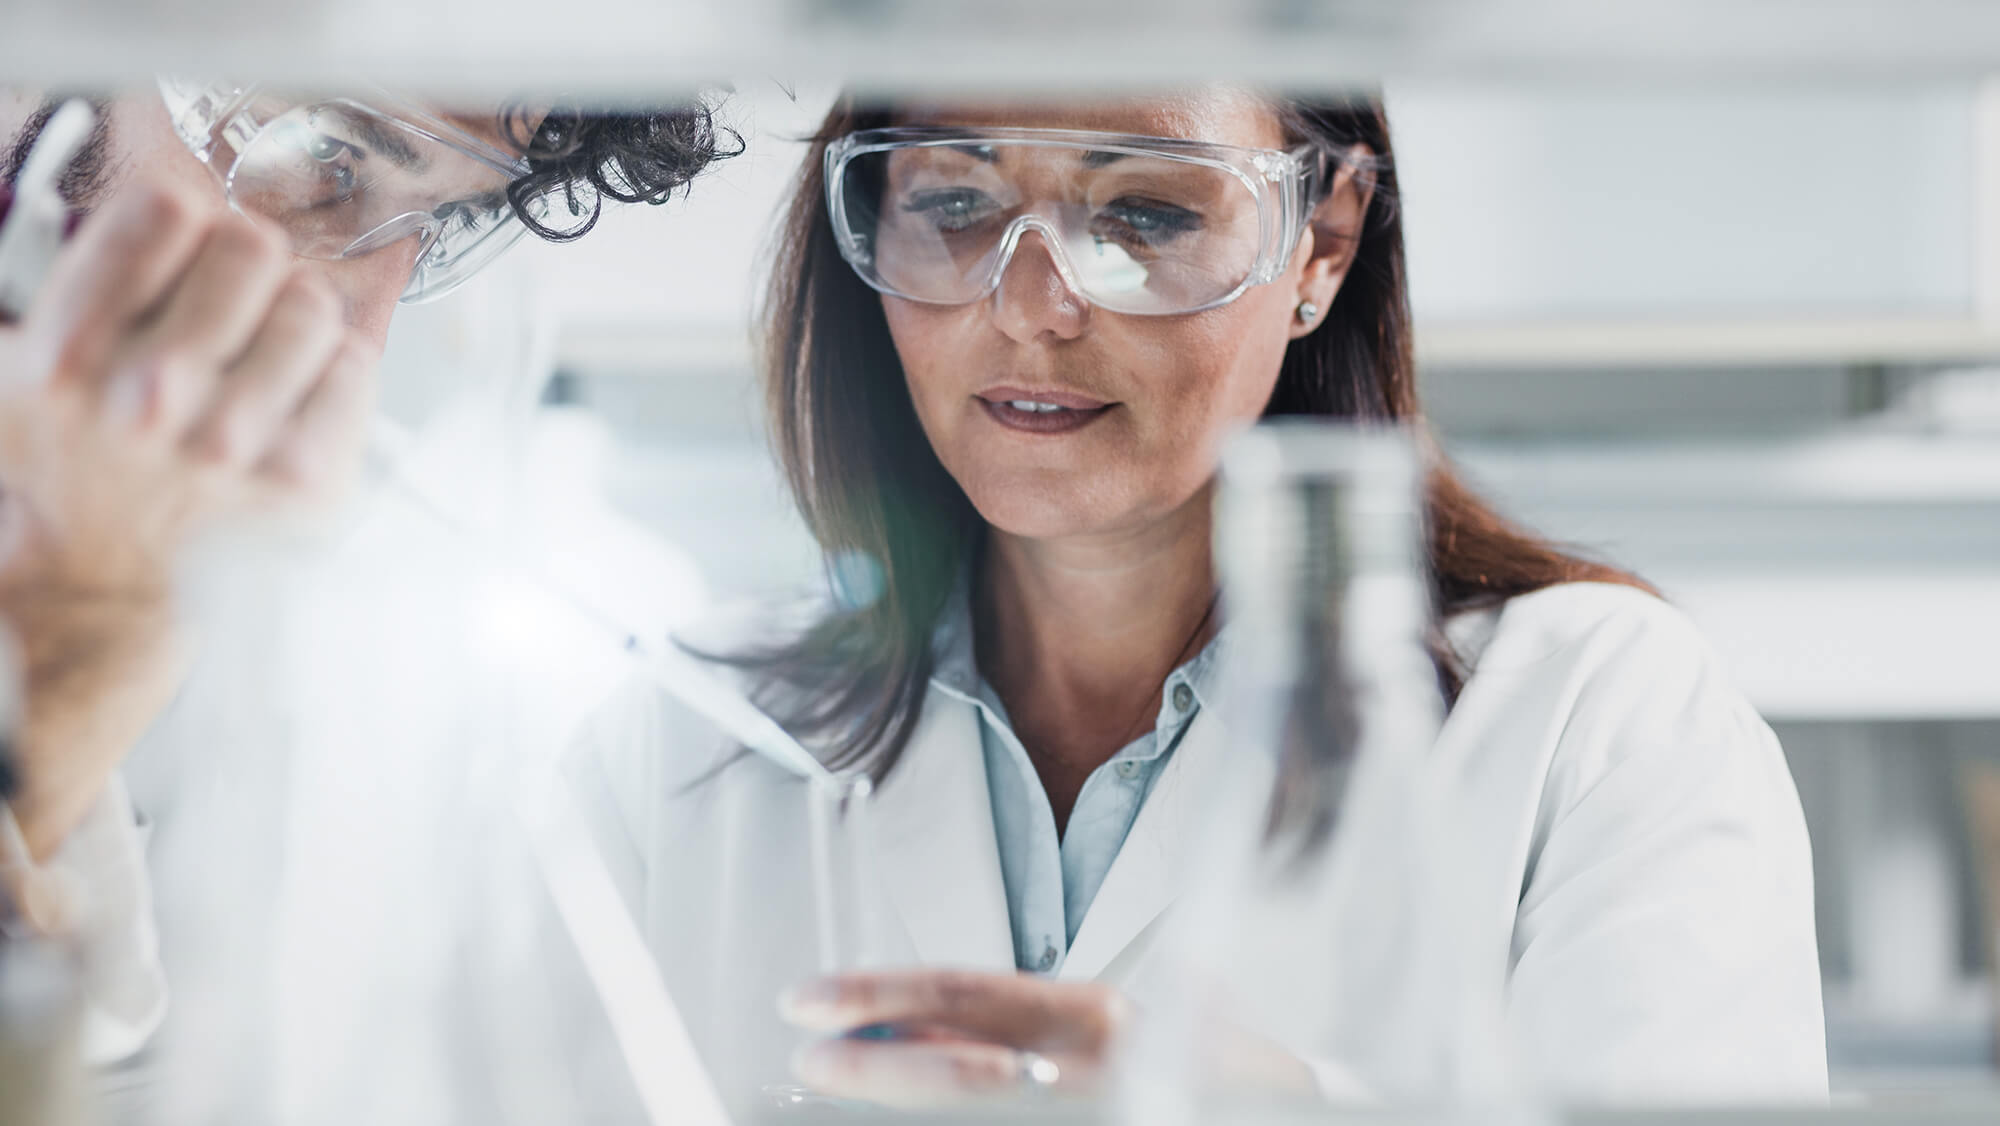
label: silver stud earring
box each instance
[1295,300,1320,324]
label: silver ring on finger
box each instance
[1016,1049,1061,1097]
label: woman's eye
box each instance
[301,139,362,203]
[1095,198,1201,243]
[901,188,998,233]
[304,131,349,163]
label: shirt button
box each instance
[1037,942,1059,972]
[1172,683,1194,713]
[1114,760,1140,781]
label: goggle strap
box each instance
[340,213,440,260]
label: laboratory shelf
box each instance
[1419,316,2000,372]
[16,0,2000,90]
[1672,575,2000,723]
[744,1099,2000,1125]
[1450,434,2000,723]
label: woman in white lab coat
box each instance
[572,88,1827,1110]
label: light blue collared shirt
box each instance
[929,596,1221,976]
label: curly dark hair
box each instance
[501,97,745,242]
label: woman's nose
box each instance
[989,226,1089,343]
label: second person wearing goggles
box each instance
[154,80,713,303]
[0,81,738,1060]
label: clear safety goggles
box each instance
[826,126,1333,317]
[158,79,548,304]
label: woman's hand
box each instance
[779,969,1130,1107]
[0,175,374,863]
[780,967,1328,1109]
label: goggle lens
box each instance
[217,98,531,303]
[837,140,1270,316]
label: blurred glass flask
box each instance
[1118,420,1517,1119]
[0,626,88,1126]
[0,938,86,1126]
[759,774,910,1112]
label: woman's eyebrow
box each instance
[3,96,115,208]
[943,146,1131,168]
[930,143,1129,169]
[343,113,429,172]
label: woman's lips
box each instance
[975,387,1116,435]
[977,386,1111,411]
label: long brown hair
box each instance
[726,93,1648,781]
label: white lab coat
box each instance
[569,582,1828,1110]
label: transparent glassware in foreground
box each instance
[1116,420,1521,1121]
[0,933,87,1125]
[761,773,915,1113]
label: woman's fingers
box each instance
[253,331,377,496]
[792,1034,1076,1108]
[26,181,214,384]
[5,169,368,502]
[780,969,1127,1055]
[133,213,292,367]
[122,214,293,438]
[185,273,344,468]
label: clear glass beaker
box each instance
[1114,420,1519,1121]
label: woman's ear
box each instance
[1288,143,1376,340]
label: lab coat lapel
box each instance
[1059,704,1233,981]
[866,686,1017,971]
